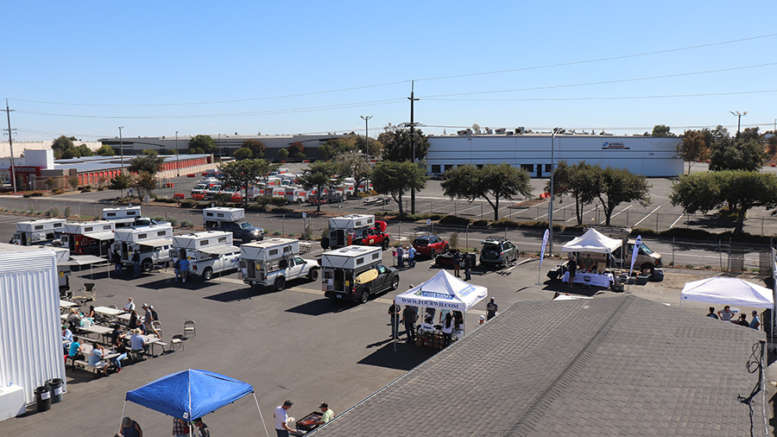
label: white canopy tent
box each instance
[561,228,621,254]
[681,277,774,309]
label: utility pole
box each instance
[730,110,747,135]
[118,126,125,198]
[360,115,372,157]
[408,81,419,215]
[3,99,17,192]
[548,129,556,256]
[175,130,180,177]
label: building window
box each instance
[431,164,441,174]
[520,164,534,172]
[444,164,454,172]
[545,164,552,173]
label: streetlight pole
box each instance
[4,99,17,193]
[118,126,125,198]
[730,110,747,135]
[548,129,556,256]
[175,131,180,177]
[408,81,419,215]
[360,115,372,157]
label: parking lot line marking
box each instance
[600,205,633,224]
[633,205,662,227]
[565,206,598,223]
[535,202,573,220]
[669,213,685,229]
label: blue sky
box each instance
[2,0,776,141]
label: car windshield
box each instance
[413,238,428,246]
[640,243,653,255]
[239,222,253,230]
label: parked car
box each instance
[412,234,449,258]
[479,239,518,268]
[434,250,466,270]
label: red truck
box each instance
[321,214,390,250]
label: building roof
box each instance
[52,154,210,172]
[311,295,765,437]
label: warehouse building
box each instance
[426,134,683,177]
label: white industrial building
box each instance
[426,135,683,177]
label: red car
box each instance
[413,235,449,258]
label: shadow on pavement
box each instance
[204,287,266,302]
[138,278,217,291]
[77,270,153,281]
[286,298,344,316]
[357,341,438,371]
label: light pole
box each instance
[548,129,557,256]
[730,111,747,135]
[360,115,372,157]
[175,131,180,177]
[118,126,125,198]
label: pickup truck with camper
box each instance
[111,223,174,272]
[203,207,264,243]
[11,218,65,246]
[61,221,115,256]
[321,214,389,250]
[239,238,318,290]
[321,245,399,304]
[102,206,158,229]
[172,231,239,281]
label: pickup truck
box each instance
[241,255,319,290]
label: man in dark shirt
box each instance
[486,298,498,321]
[567,257,577,288]
[706,307,718,319]
[402,305,418,342]
[388,303,401,339]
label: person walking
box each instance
[402,305,418,343]
[454,250,462,278]
[388,302,401,339]
[112,250,122,275]
[486,298,498,321]
[273,400,294,437]
[464,252,472,281]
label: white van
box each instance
[111,223,174,272]
[172,231,239,281]
[239,238,318,290]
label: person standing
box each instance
[132,251,141,276]
[706,307,718,319]
[112,250,122,274]
[567,256,577,288]
[124,297,136,312]
[454,251,462,277]
[718,305,734,321]
[388,303,401,339]
[179,256,190,284]
[464,253,472,281]
[408,245,416,268]
[750,311,761,330]
[172,417,190,437]
[486,298,498,321]
[119,416,143,437]
[193,418,210,437]
[396,246,404,268]
[402,305,418,342]
[273,400,294,437]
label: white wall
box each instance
[0,244,65,406]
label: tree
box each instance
[594,168,650,226]
[379,128,430,162]
[651,125,674,137]
[298,161,340,213]
[133,171,157,201]
[356,136,383,157]
[671,170,777,234]
[371,161,427,217]
[109,173,133,191]
[766,133,777,160]
[319,136,358,160]
[76,144,93,157]
[67,174,80,189]
[52,136,75,159]
[709,137,765,171]
[219,159,272,208]
[277,148,289,162]
[337,151,372,194]
[129,151,164,175]
[242,139,266,158]
[188,135,216,154]
[679,130,709,174]
[96,145,114,156]
[558,162,602,225]
[233,147,253,160]
[288,142,305,160]
[442,164,531,220]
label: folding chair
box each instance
[183,320,196,337]
[170,334,185,352]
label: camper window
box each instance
[128,211,137,216]
[372,253,379,260]
[269,249,278,256]
[200,240,209,246]
[54,223,62,228]
[157,231,166,237]
[356,257,364,265]
[35,225,43,230]
[218,237,227,243]
[217,213,224,218]
[283,246,292,253]
[85,227,94,232]
[103,225,111,230]
[106,212,116,217]
[138,233,148,239]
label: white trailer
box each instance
[102,206,142,229]
[172,231,239,281]
[329,214,375,231]
[111,223,173,272]
[61,221,115,256]
[203,207,245,226]
[271,186,286,199]
[239,238,318,290]
[11,218,66,246]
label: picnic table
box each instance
[122,333,163,357]
[80,324,114,343]
[94,306,125,317]
[60,300,77,309]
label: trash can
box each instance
[48,378,64,403]
[35,386,51,412]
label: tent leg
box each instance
[253,393,270,437]
[117,400,127,435]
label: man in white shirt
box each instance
[273,400,294,437]
[124,297,136,312]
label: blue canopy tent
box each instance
[120,369,269,436]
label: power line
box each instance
[422,89,777,103]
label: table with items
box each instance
[561,270,614,288]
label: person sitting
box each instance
[453,311,464,333]
[67,336,83,361]
[706,307,718,319]
[718,305,734,321]
[66,308,81,331]
[112,339,129,373]
[87,305,96,319]
[421,308,436,332]
[735,313,749,327]
[62,326,73,351]
[119,416,143,437]
[441,313,454,346]
[110,324,123,347]
[130,329,146,359]
[87,343,108,375]
[314,403,334,426]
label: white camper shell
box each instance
[203,207,245,226]
[172,231,239,281]
[12,218,66,246]
[329,214,375,231]
[111,223,173,271]
[239,238,318,290]
[61,221,115,256]
[102,206,142,229]
[321,245,383,294]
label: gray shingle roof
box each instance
[312,295,765,437]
